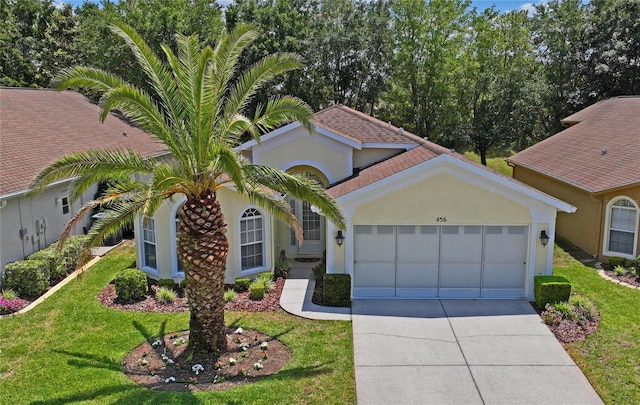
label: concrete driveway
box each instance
[352,299,603,405]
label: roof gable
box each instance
[0,88,166,197]
[508,96,640,193]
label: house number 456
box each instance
[436,216,447,222]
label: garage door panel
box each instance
[440,226,483,262]
[354,227,395,262]
[354,263,395,288]
[396,263,438,288]
[483,264,526,289]
[484,226,528,263]
[440,263,482,289]
[397,226,439,260]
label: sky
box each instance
[56,0,549,14]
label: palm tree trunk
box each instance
[177,192,229,353]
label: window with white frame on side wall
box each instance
[142,217,157,270]
[239,208,265,271]
[604,197,638,258]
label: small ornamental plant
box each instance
[149,368,157,376]
[234,327,244,334]
[0,297,28,315]
[151,340,163,347]
[139,358,148,366]
[254,334,258,341]
[164,376,176,384]
[214,360,223,370]
[263,351,269,360]
[260,341,268,350]
[229,357,237,365]
[213,375,225,384]
[237,367,247,377]
[253,361,264,370]
[234,336,242,344]
[173,337,186,346]
[187,376,198,385]
[241,351,249,358]
[191,364,204,375]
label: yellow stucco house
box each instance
[508,96,640,264]
[136,105,575,301]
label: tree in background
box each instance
[30,24,345,353]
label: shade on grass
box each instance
[553,245,640,404]
[0,246,355,404]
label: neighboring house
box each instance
[139,105,574,301]
[0,88,166,281]
[508,96,640,263]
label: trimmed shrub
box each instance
[114,269,148,301]
[249,282,265,300]
[224,288,237,303]
[609,256,626,268]
[274,258,290,279]
[3,260,50,297]
[323,274,351,307]
[155,287,176,305]
[534,275,571,308]
[234,277,250,292]
[158,279,176,289]
[57,235,89,274]
[28,245,65,284]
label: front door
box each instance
[289,198,324,256]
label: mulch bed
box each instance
[543,315,601,345]
[602,269,640,288]
[123,327,291,391]
[97,277,285,313]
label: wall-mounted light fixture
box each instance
[335,230,345,247]
[539,230,550,247]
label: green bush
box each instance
[569,295,598,321]
[312,263,325,281]
[57,235,89,274]
[609,256,626,268]
[255,272,275,292]
[224,288,237,303]
[155,287,176,305]
[614,265,626,276]
[158,279,176,289]
[274,258,290,279]
[28,245,66,284]
[1,288,19,300]
[114,269,148,301]
[234,277,250,292]
[3,260,50,297]
[249,282,265,300]
[323,274,351,307]
[534,275,571,308]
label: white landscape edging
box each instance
[0,256,102,318]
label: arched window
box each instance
[605,197,638,257]
[240,208,264,270]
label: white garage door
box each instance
[353,225,528,299]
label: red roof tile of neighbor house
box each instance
[507,96,640,193]
[314,105,421,145]
[0,88,167,196]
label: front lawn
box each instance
[0,246,355,404]
[553,245,640,404]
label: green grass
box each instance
[463,151,513,176]
[0,246,355,404]
[553,245,640,404]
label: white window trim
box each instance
[238,205,269,275]
[603,196,639,259]
[169,196,187,279]
[138,215,159,276]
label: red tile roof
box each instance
[0,88,167,196]
[314,105,420,144]
[508,96,640,193]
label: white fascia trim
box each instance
[1,177,74,200]
[314,126,362,149]
[235,122,303,152]
[337,154,576,214]
[361,142,418,150]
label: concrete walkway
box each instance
[352,299,603,405]
[279,261,351,321]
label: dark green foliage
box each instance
[28,245,65,284]
[3,260,50,297]
[322,274,351,307]
[157,279,176,289]
[608,257,626,268]
[114,269,148,301]
[534,275,571,308]
[312,263,326,281]
[274,258,290,279]
[234,277,251,292]
[57,235,89,274]
[249,283,265,300]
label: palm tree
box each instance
[29,23,345,353]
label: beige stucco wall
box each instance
[138,188,275,284]
[353,148,404,168]
[1,183,94,281]
[352,173,530,225]
[514,166,640,261]
[254,128,350,182]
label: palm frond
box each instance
[252,96,314,135]
[243,165,346,229]
[243,186,303,244]
[53,66,127,92]
[207,144,246,194]
[28,149,156,199]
